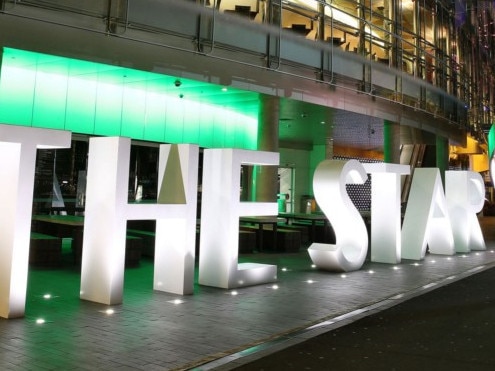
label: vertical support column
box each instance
[412,0,421,78]
[383,120,400,164]
[317,2,325,41]
[267,0,281,25]
[436,135,449,186]
[325,137,334,159]
[255,94,279,202]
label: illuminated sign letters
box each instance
[0,124,71,318]
[445,170,486,253]
[80,137,198,305]
[310,161,486,272]
[198,148,279,288]
[308,160,369,272]
[364,163,410,264]
[401,168,455,260]
[0,125,488,318]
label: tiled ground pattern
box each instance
[1,217,495,370]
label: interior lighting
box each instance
[0,48,258,149]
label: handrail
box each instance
[106,0,129,35]
[196,1,216,55]
[266,0,282,70]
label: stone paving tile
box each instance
[1,217,495,370]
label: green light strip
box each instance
[0,47,258,149]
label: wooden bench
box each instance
[239,230,256,254]
[262,228,302,252]
[277,223,310,246]
[127,229,155,258]
[240,225,302,252]
[29,232,62,267]
[292,221,336,244]
[72,229,143,268]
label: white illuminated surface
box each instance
[445,171,486,253]
[401,168,455,260]
[308,160,368,272]
[80,137,130,305]
[363,163,410,264]
[0,125,71,319]
[153,144,199,295]
[80,138,199,305]
[198,149,279,289]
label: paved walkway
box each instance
[1,217,495,370]
[228,265,495,370]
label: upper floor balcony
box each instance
[0,0,471,145]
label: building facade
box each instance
[0,0,493,205]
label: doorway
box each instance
[278,167,294,213]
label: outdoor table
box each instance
[31,214,84,238]
[240,216,281,252]
[278,212,329,243]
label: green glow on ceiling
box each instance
[489,124,495,159]
[0,47,259,149]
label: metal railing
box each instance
[0,0,472,135]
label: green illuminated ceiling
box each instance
[0,47,259,149]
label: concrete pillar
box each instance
[325,137,334,159]
[383,120,401,163]
[254,95,279,202]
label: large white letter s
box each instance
[308,159,368,272]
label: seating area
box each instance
[71,229,143,268]
[29,232,63,268]
[29,211,340,270]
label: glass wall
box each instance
[213,0,495,138]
